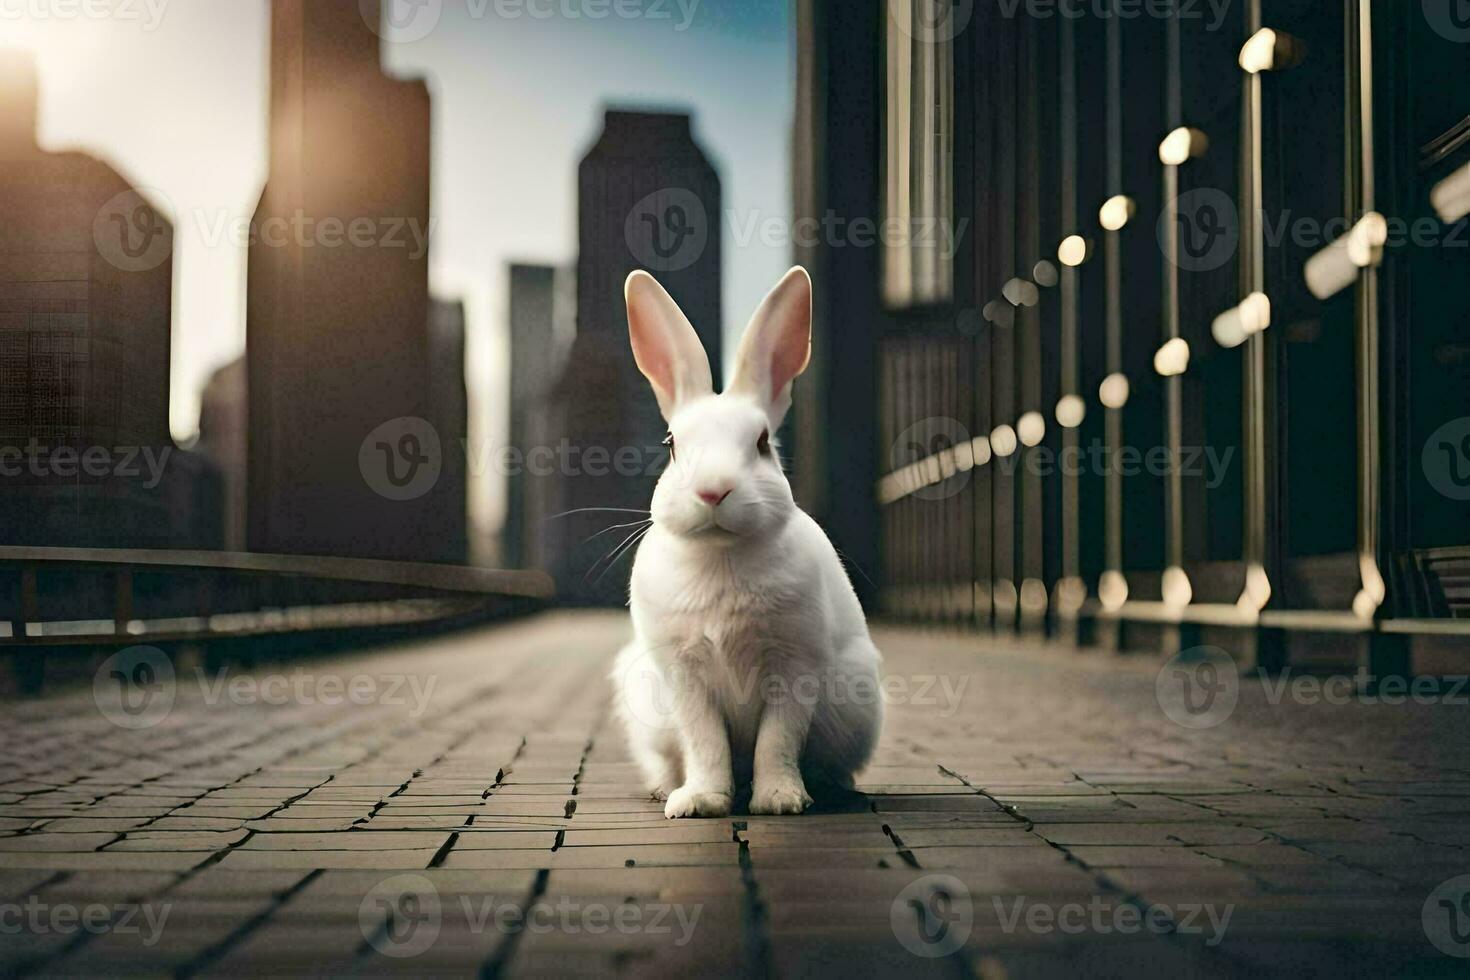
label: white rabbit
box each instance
[611,266,883,819]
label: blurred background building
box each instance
[0,50,210,549]
[245,0,463,563]
[544,110,723,605]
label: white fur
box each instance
[613,267,883,818]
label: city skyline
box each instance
[6,0,793,543]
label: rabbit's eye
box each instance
[662,432,675,460]
[757,429,771,456]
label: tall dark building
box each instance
[197,356,247,550]
[246,0,443,562]
[428,297,469,564]
[503,263,570,571]
[0,50,177,547]
[547,110,722,604]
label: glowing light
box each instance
[1003,278,1040,308]
[1353,554,1387,620]
[1017,411,1046,447]
[1162,565,1193,610]
[1055,394,1086,429]
[1238,28,1278,73]
[1212,292,1271,349]
[1032,260,1059,287]
[1431,161,1470,224]
[990,424,1018,458]
[953,439,976,472]
[1236,562,1272,615]
[1098,373,1130,409]
[1158,127,1209,165]
[983,299,1015,329]
[1098,570,1129,612]
[1304,212,1388,300]
[1019,578,1049,616]
[1057,235,1090,267]
[970,435,993,467]
[1153,337,1191,377]
[1054,576,1088,615]
[1239,27,1303,74]
[1099,195,1136,232]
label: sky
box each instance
[2,0,794,541]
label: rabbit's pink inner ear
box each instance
[732,266,813,404]
[626,271,712,419]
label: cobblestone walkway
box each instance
[3,612,1470,977]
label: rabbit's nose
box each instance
[696,488,733,507]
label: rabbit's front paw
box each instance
[750,780,813,815]
[664,786,732,819]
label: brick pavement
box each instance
[2,612,1469,977]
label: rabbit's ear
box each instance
[626,271,714,421]
[729,266,812,425]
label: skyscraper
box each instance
[246,0,442,561]
[0,50,176,547]
[503,263,571,571]
[548,110,722,604]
